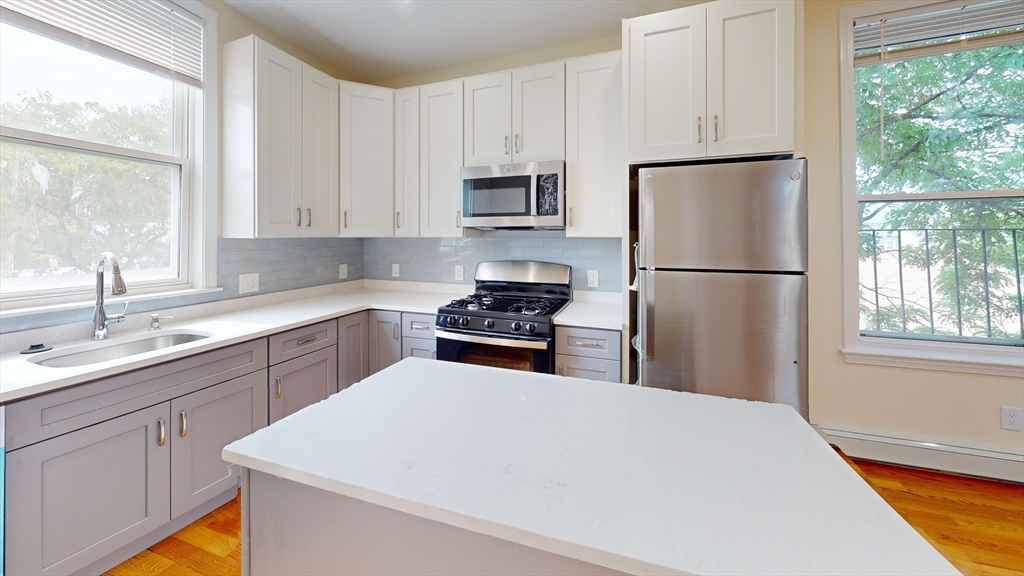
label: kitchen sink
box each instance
[30,331,210,368]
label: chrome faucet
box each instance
[92,251,129,340]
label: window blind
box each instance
[0,0,204,88]
[853,0,1024,54]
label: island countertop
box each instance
[222,359,957,576]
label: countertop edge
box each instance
[223,448,684,576]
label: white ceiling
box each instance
[222,0,692,82]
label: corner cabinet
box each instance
[419,79,466,238]
[222,35,339,238]
[394,87,421,237]
[625,1,794,162]
[368,310,403,374]
[339,81,395,238]
[565,51,623,238]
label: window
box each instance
[0,0,215,308]
[845,0,1023,354]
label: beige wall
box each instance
[375,34,623,89]
[802,0,1022,454]
[200,0,355,80]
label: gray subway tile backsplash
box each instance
[1,233,620,333]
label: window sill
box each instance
[0,287,223,319]
[842,337,1024,378]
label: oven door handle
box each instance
[436,330,549,350]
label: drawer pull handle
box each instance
[180,410,188,438]
[275,376,282,399]
[411,324,430,331]
[574,341,602,348]
[157,418,166,446]
[296,336,318,346]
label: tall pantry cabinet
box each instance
[222,35,339,238]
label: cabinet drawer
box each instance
[5,339,267,451]
[555,327,621,361]
[556,354,621,383]
[401,313,436,339]
[269,320,337,365]
[402,337,437,360]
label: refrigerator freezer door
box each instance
[639,270,807,418]
[638,159,807,272]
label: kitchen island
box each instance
[222,358,957,575]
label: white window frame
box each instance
[0,0,218,314]
[838,0,1024,378]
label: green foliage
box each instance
[855,43,1024,342]
[0,90,176,287]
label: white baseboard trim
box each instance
[821,427,1024,483]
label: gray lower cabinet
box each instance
[170,369,268,519]
[338,311,370,390]
[369,310,402,375]
[269,345,339,424]
[5,403,172,576]
[402,337,437,360]
[555,354,621,382]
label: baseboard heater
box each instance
[819,426,1023,483]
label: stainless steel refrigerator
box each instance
[636,158,808,419]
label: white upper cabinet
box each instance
[706,0,795,157]
[394,87,420,237]
[339,81,394,238]
[511,61,565,163]
[566,51,623,238]
[222,35,336,238]
[627,5,707,163]
[464,63,566,167]
[302,64,339,237]
[420,79,465,238]
[625,0,794,162]
[463,72,512,167]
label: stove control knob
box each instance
[510,321,522,332]
[446,316,457,327]
[459,316,470,327]
[484,319,495,330]
[525,323,537,334]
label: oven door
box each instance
[436,330,554,374]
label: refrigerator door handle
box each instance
[639,173,654,267]
[640,270,655,359]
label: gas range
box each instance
[435,261,571,374]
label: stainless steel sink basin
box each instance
[30,331,210,368]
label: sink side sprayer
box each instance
[92,251,129,340]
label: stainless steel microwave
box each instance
[460,161,564,229]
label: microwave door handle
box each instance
[530,172,539,217]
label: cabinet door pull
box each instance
[275,376,282,399]
[568,207,573,227]
[344,210,348,229]
[515,134,520,154]
[393,323,399,340]
[396,212,400,229]
[296,336,318,346]
[180,410,188,438]
[714,115,719,142]
[574,340,602,348]
[456,210,461,227]
[697,116,702,144]
[504,135,509,155]
[432,351,436,359]
[558,365,563,376]
[157,418,166,446]
[307,208,312,227]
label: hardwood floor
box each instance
[106,456,1023,576]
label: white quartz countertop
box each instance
[223,359,957,576]
[0,288,463,403]
[0,286,623,404]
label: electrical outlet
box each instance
[239,273,259,294]
[587,270,599,288]
[1001,407,1022,431]
[339,264,348,280]
[392,263,400,278]
[455,265,464,281]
